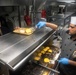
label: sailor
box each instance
[36,16,76,75]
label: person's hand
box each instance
[58,58,69,65]
[36,21,46,28]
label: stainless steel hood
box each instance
[0,0,18,6]
[15,0,47,10]
[57,0,76,3]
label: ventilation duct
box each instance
[57,0,76,3]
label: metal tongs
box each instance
[33,61,60,74]
[31,26,37,31]
[31,25,40,33]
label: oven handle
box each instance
[10,31,56,71]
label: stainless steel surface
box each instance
[0,27,54,71]
[34,62,60,74]
[57,0,76,3]
[0,0,17,6]
[12,31,55,70]
[15,0,32,6]
[15,0,47,10]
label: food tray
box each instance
[13,27,35,35]
[33,45,60,68]
[20,62,50,75]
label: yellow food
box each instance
[48,49,52,53]
[43,48,48,52]
[41,51,45,54]
[13,27,33,35]
[42,71,49,75]
[25,28,32,33]
[20,29,25,33]
[38,53,42,56]
[44,58,50,63]
[45,47,50,49]
[34,56,40,61]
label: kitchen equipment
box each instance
[13,27,35,35]
[33,61,60,74]
[58,5,66,14]
[0,27,60,75]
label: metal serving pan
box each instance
[29,38,61,75]
[13,27,36,35]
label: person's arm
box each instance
[69,60,76,66]
[36,21,58,30]
[59,58,76,66]
[46,22,58,30]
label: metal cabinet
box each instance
[0,27,61,75]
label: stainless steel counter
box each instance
[0,27,55,71]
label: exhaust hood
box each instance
[57,0,76,3]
